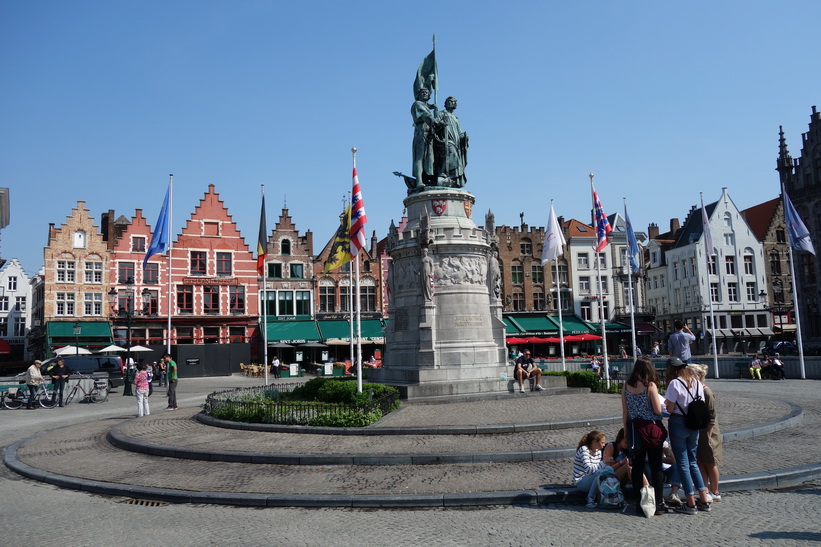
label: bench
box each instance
[735,361,750,379]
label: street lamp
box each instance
[109,277,149,396]
[73,321,81,357]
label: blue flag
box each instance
[784,191,815,255]
[624,203,640,273]
[144,186,170,267]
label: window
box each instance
[132,236,146,252]
[190,251,207,276]
[0,297,8,311]
[289,263,304,279]
[176,327,194,344]
[360,285,376,312]
[15,297,26,311]
[56,292,75,315]
[653,276,658,289]
[728,282,738,302]
[14,317,25,337]
[597,253,607,268]
[579,276,591,294]
[674,288,681,307]
[319,282,335,313]
[533,291,546,311]
[84,262,102,283]
[512,292,525,311]
[268,263,283,278]
[801,253,816,284]
[707,256,716,275]
[202,327,220,344]
[744,255,754,275]
[216,252,232,276]
[724,233,735,246]
[0,319,6,336]
[144,263,159,284]
[229,327,245,343]
[601,301,609,319]
[725,256,735,275]
[295,291,312,315]
[682,261,688,279]
[578,253,589,269]
[8,276,17,290]
[581,302,592,321]
[673,262,678,280]
[770,252,782,275]
[229,286,245,314]
[520,239,532,255]
[684,289,690,306]
[117,291,133,314]
[57,261,76,283]
[600,276,608,293]
[84,293,102,316]
[204,286,220,313]
[531,265,543,283]
[691,258,697,277]
[144,291,159,315]
[710,283,719,302]
[556,263,568,284]
[660,274,665,288]
[118,262,135,284]
[177,285,194,314]
[278,291,294,315]
[281,239,291,255]
[73,230,86,248]
[340,285,350,312]
[776,228,786,244]
[511,264,523,284]
[746,282,757,302]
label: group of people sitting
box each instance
[749,353,786,380]
[573,357,723,517]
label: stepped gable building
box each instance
[32,201,115,357]
[741,197,796,340]
[494,216,557,314]
[778,107,821,345]
[0,258,32,362]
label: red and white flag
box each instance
[350,166,368,256]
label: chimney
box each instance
[648,223,659,239]
[670,218,680,233]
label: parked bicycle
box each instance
[64,373,109,405]
[2,383,58,410]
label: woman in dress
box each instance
[622,356,667,515]
[665,358,712,514]
[573,430,608,507]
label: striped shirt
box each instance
[573,446,603,485]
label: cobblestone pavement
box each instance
[2,375,820,544]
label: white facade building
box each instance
[0,258,32,361]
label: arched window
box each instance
[723,212,732,228]
[73,230,86,249]
[281,239,291,255]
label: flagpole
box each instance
[543,200,567,372]
[624,199,638,363]
[352,149,363,393]
[701,193,720,378]
[261,185,269,386]
[781,183,808,379]
[166,174,173,355]
[555,260,566,372]
[591,174,610,389]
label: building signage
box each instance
[182,276,239,286]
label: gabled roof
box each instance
[564,218,593,239]
[741,197,780,242]
[674,201,717,249]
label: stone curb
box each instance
[106,399,803,467]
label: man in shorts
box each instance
[514,350,544,393]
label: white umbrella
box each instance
[128,345,153,352]
[98,344,126,353]
[54,345,92,356]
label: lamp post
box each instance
[73,321,81,357]
[109,277,149,397]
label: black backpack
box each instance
[675,379,710,430]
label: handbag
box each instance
[633,418,668,448]
[639,484,656,517]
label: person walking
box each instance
[667,320,696,364]
[133,363,151,417]
[49,357,71,407]
[164,353,178,410]
[25,360,45,410]
[271,356,280,379]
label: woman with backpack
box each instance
[572,430,609,507]
[622,357,667,515]
[665,357,712,515]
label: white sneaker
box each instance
[520,386,526,393]
[711,492,721,502]
[665,492,682,507]
[703,492,713,503]
[535,384,545,391]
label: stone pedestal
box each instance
[370,189,508,398]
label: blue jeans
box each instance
[575,467,612,500]
[668,415,706,497]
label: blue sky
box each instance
[2,0,819,277]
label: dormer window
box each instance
[73,230,86,249]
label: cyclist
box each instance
[25,360,45,410]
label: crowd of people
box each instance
[573,356,723,517]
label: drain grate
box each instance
[118,498,170,507]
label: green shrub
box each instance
[289,377,330,401]
[308,408,383,427]
[567,371,600,388]
[544,371,569,377]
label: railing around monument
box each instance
[203,383,398,426]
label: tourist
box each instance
[769,353,786,380]
[651,341,660,357]
[271,355,280,379]
[690,364,723,502]
[133,363,150,417]
[572,430,609,507]
[25,359,45,410]
[665,358,712,514]
[591,355,601,377]
[513,350,544,393]
[623,356,667,515]
[49,357,71,407]
[164,353,178,411]
[156,359,167,387]
[619,346,628,359]
[749,354,762,380]
[602,428,632,486]
[667,320,696,364]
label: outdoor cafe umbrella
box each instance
[128,345,153,352]
[505,337,528,345]
[54,345,92,356]
[97,344,126,353]
[268,342,294,348]
[562,333,603,342]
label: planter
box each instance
[279,366,303,378]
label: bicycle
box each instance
[2,383,58,410]
[64,373,109,405]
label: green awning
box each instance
[506,314,557,335]
[503,317,522,335]
[46,321,114,347]
[546,315,595,335]
[266,320,321,344]
[604,321,633,333]
[317,320,351,340]
[317,319,385,343]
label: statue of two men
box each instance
[409,90,468,191]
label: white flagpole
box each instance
[701,193,720,378]
[261,185,269,386]
[781,184,808,378]
[555,261,566,371]
[624,199,638,363]
[352,149,364,393]
[591,175,610,388]
[166,174,173,355]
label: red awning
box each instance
[506,337,528,345]
[635,322,659,334]
[0,339,11,354]
[563,333,603,342]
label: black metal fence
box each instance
[203,383,398,425]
